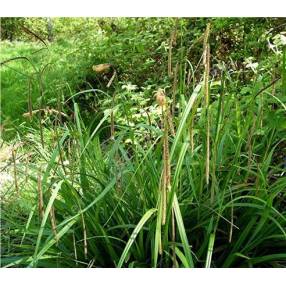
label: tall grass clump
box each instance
[1,19,286,268]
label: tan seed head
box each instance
[92,63,112,73]
[155,88,166,107]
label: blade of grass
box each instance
[117,208,157,268]
[32,180,63,267]
[205,233,215,268]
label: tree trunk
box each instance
[47,17,54,42]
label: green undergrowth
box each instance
[1,72,286,267]
[1,18,286,268]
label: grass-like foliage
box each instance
[1,18,286,268]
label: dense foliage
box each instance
[1,18,286,268]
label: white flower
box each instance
[273,34,286,47]
[244,57,259,73]
[122,83,137,91]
